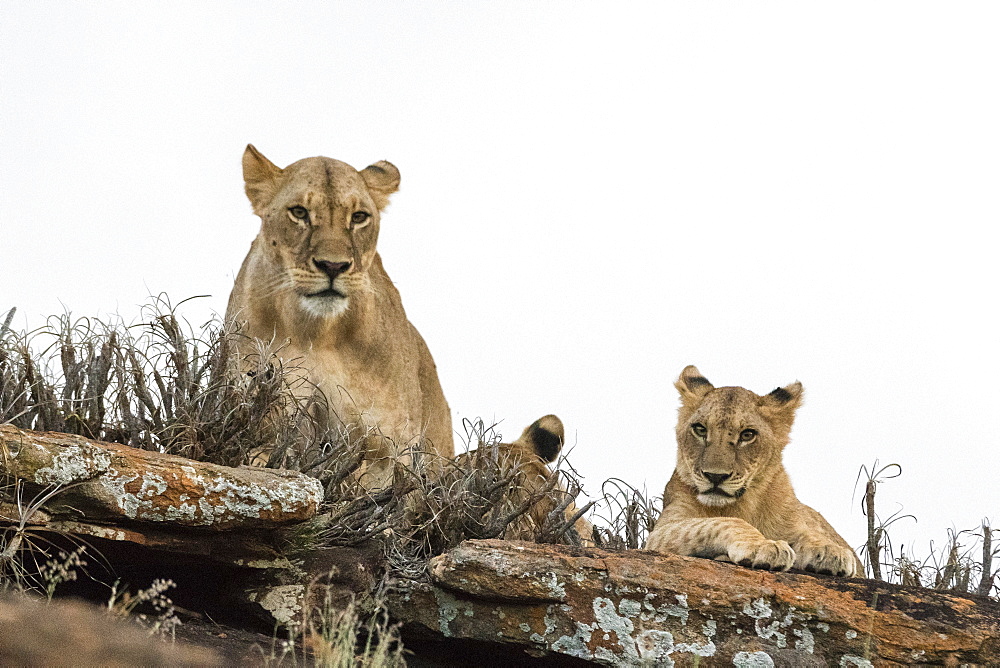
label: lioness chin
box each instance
[645,366,861,577]
[226,145,453,489]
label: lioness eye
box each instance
[740,428,757,442]
[289,206,309,221]
[351,211,370,226]
[691,423,707,437]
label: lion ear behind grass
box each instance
[520,415,564,464]
[360,161,401,210]
[242,143,284,214]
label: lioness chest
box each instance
[287,341,427,444]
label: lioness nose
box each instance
[703,472,731,485]
[313,259,351,279]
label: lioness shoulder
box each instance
[226,145,453,488]
[645,366,860,577]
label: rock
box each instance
[244,541,387,629]
[0,425,338,631]
[0,424,323,530]
[5,424,998,664]
[0,594,221,666]
[0,498,296,569]
[387,539,1000,666]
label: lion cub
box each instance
[450,415,594,545]
[645,366,860,577]
[497,415,594,545]
[227,145,453,488]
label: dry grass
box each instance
[265,593,405,668]
[1,297,315,466]
[0,480,94,595]
[4,298,995,603]
[856,459,998,598]
[384,418,593,579]
[590,478,662,551]
[2,298,598,583]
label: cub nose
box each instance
[313,259,351,279]
[703,472,731,486]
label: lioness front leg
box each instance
[646,517,795,571]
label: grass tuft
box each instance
[591,478,661,550]
[856,460,998,597]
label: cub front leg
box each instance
[646,517,795,572]
[788,506,862,577]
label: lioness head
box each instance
[673,365,802,508]
[241,144,401,318]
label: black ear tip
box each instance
[528,419,563,463]
[678,366,712,391]
[768,386,794,404]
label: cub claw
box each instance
[793,542,859,578]
[729,539,795,572]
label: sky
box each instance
[2,1,997,560]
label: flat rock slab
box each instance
[0,424,322,530]
[388,539,1000,666]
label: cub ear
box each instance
[519,414,564,463]
[243,144,284,216]
[360,160,401,210]
[675,365,714,405]
[759,381,804,412]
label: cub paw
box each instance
[794,542,859,577]
[728,539,795,571]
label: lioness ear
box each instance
[675,365,714,405]
[360,160,401,210]
[759,381,804,412]
[519,414,564,463]
[243,144,283,215]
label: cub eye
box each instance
[288,206,309,222]
[691,423,707,437]
[739,428,758,442]
[350,211,370,226]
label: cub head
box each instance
[673,365,803,508]
[505,415,594,544]
[242,144,401,318]
[451,415,593,545]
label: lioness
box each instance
[645,366,860,576]
[226,145,453,487]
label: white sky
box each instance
[2,2,997,558]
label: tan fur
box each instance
[460,415,594,545]
[226,145,453,488]
[645,366,860,576]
